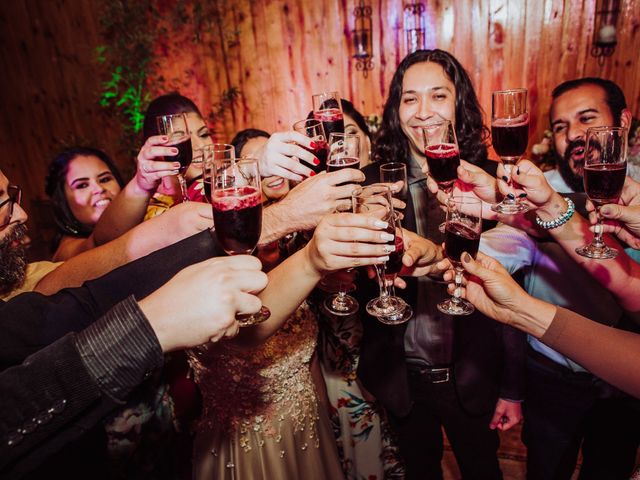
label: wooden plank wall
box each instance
[0,0,639,249]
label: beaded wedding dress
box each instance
[188,303,343,479]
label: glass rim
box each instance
[448,195,482,205]
[380,162,407,171]
[311,90,340,98]
[585,125,628,133]
[329,132,359,140]
[292,118,323,130]
[492,88,528,95]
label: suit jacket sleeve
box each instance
[0,230,221,369]
[0,297,163,478]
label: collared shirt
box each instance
[75,296,164,402]
[404,156,454,367]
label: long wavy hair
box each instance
[45,146,125,238]
[373,49,489,167]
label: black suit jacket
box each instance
[0,231,221,478]
[356,160,525,418]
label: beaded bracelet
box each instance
[535,197,575,230]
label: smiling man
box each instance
[545,77,632,193]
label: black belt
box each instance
[407,364,451,383]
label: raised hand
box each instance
[255,131,319,181]
[587,176,640,249]
[305,212,392,274]
[135,135,182,192]
[139,255,268,350]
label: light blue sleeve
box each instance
[479,224,536,274]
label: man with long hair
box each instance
[358,49,525,479]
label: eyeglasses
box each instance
[0,186,22,229]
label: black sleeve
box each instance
[0,230,221,369]
[0,297,163,477]
[498,324,527,401]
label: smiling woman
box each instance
[45,146,125,261]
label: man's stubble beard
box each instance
[0,223,28,296]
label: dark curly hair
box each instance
[143,93,202,141]
[45,146,125,238]
[373,49,489,167]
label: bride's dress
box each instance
[188,303,344,479]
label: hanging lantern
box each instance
[353,0,374,77]
[591,0,621,66]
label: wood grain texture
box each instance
[0,0,639,251]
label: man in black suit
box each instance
[356,49,526,480]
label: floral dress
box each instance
[188,303,344,480]
[314,294,405,480]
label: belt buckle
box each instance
[426,367,450,383]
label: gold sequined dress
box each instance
[188,303,344,479]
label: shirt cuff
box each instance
[75,296,163,402]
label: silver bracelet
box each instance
[535,197,575,230]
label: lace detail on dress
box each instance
[188,303,320,453]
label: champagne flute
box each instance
[322,133,362,316]
[422,119,460,195]
[422,120,460,232]
[438,196,482,316]
[292,118,329,173]
[380,162,408,203]
[156,113,192,202]
[353,184,411,324]
[201,143,235,201]
[491,88,530,214]
[575,126,628,259]
[207,156,270,326]
[312,91,345,138]
[327,133,360,172]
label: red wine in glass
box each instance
[302,139,329,173]
[326,156,360,172]
[170,137,193,174]
[583,163,626,206]
[385,235,405,275]
[444,222,480,267]
[202,178,212,200]
[211,186,263,255]
[491,120,529,159]
[424,143,460,187]
[314,109,345,138]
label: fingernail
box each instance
[601,206,612,215]
[174,162,181,168]
[507,193,515,199]
[378,255,390,262]
[374,220,389,229]
[463,253,472,263]
[501,175,509,182]
[171,148,178,154]
[383,244,396,253]
[313,158,320,166]
[381,232,395,241]
[518,193,527,198]
[161,135,168,141]
[309,171,316,177]
[310,141,317,149]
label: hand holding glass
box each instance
[156,113,192,202]
[491,89,530,214]
[207,156,270,325]
[438,196,482,316]
[575,126,627,259]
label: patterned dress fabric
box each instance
[316,302,405,480]
[188,304,344,480]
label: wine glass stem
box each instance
[501,159,517,205]
[178,174,189,202]
[452,268,463,306]
[376,264,393,300]
[592,207,606,248]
